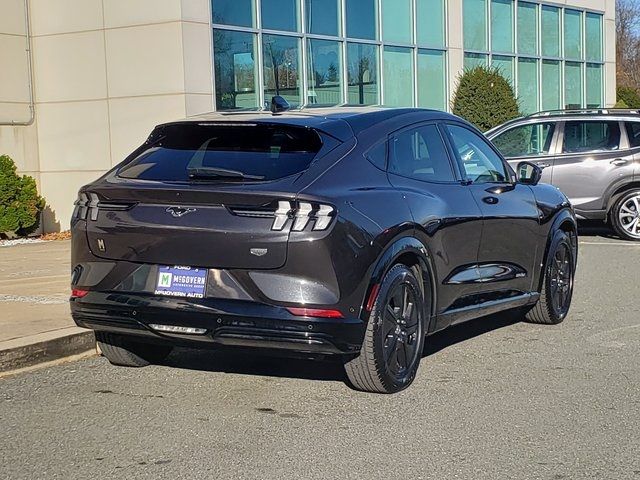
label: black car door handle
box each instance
[482,196,499,205]
[610,158,628,166]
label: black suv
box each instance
[70,107,577,393]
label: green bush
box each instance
[0,155,45,236]
[451,66,521,131]
[616,86,640,109]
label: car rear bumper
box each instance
[71,292,365,355]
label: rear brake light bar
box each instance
[272,201,335,232]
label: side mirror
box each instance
[517,161,543,185]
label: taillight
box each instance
[73,191,134,221]
[271,201,335,232]
[71,288,89,298]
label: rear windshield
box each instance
[117,123,323,182]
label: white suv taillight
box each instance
[270,201,335,232]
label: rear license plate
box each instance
[154,266,207,298]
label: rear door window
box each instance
[118,123,324,182]
[492,122,556,158]
[625,122,640,148]
[388,124,456,182]
[562,121,621,153]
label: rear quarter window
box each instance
[118,123,324,182]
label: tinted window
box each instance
[346,0,377,40]
[562,121,621,153]
[118,124,322,182]
[625,122,640,148]
[212,0,253,27]
[492,122,556,158]
[447,125,509,183]
[261,0,299,31]
[389,125,455,182]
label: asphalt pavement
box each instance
[1,226,639,480]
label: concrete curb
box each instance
[0,327,96,374]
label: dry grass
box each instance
[39,230,71,241]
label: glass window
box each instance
[491,0,513,53]
[492,122,556,158]
[366,142,387,170]
[212,0,254,27]
[382,0,412,44]
[464,0,487,51]
[416,0,444,47]
[541,6,560,58]
[389,125,455,182]
[418,50,446,110]
[542,60,561,110]
[565,61,583,109]
[307,39,343,106]
[586,13,603,62]
[447,124,508,183]
[383,47,414,107]
[346,0,377,40]
[517,58,538,114]
[305,0,340,36]
[492,55,514,84]
[347,42,379,105]
[564,9,583,60]
[214,30,258,110]
[263,34,302,108]
[625,122,640,148]
[517,2,537,55]
[118,124,322,182]
[464,52,488,69]
[562,121,621,153]
[262,0,299,31]
[586,64,602,109]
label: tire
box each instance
[526,230,575,325]
[610,189,640,241]
[96,332,173,367]
[345,264,427,394]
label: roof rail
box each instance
[527,108,640,118]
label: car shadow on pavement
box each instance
[159,311,524,385]
[422,310,522,358]
[577,220,619,240]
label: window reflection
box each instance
[261,0,299,31]
[263,35,302,107]
[347,43,379,105]
[212,0,254,27]
[346,0,377,40]
[214,30,258,110]
[305,0,340,36]
[307,39,343,106]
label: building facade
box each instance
[0,0,616,232]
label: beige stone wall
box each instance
[0,0,213,232]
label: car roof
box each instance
[487,109,640,136]
[163,107,460,141]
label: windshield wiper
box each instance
[187,167,265,181]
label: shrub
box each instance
[616,86,640,109]
[614,99,630,108]
[451,66,521,131]
[0,155,45,236]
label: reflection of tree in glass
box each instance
[214,30,255,109]
[349,45,375,104]
[264,39,298,95]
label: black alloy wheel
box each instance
[525,230,575,325]
[345,264,427,393]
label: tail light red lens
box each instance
[71,288,89,298]
[286,307,344,319]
